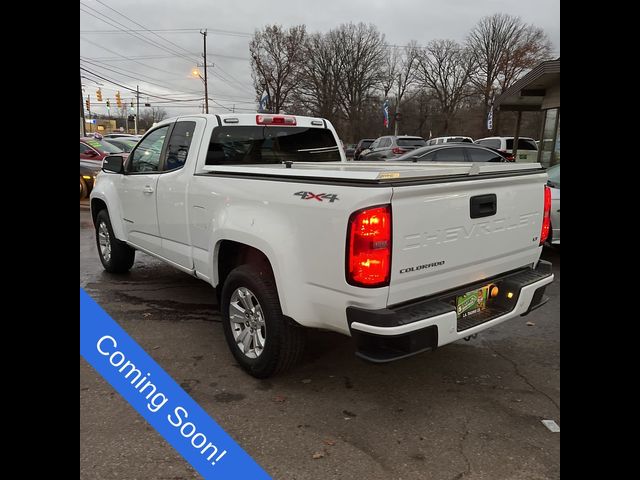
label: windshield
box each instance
[397,138,426,147]
[206,126,341,164]
[84,138,124,154]
[546,164,560,188]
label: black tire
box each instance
[80,177,88,199]
[95,209,135,273]
[221,264,305,378]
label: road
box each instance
[80,201,560,480]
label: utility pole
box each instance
[201,29,210,114]
[80,75,86,137]
[135,85,139,134]
[394,73,401,136]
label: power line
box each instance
[80,3,198,65]
[79,27,252,37]
[94,0,201,62]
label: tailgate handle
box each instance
[470,194,497,218]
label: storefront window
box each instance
[539,108,559,168]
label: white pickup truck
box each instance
[90,113,554,378]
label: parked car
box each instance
[103,133,140,139]
[475,136,538,162]
[425,136,474,146]
[80,160,101,199]
[80,136,128,162]
[388,144,514,163]
[362,135,426,160]
[344,144,356,159]
[103,137,139,153]
[546,164,560,245]
[353,138,375,160]
[91,113,553,378]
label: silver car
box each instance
[546,164,560,245]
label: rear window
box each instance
[507,139,538,151]
[360,140,373,148]
[397,138,426,147]
[477,139,500,149]
[206,126,340,165]
[447,137,473,143]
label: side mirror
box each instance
[103,155,125,174]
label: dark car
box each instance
[80,136,128,162]
[353,138,376,160]
[80,160,101,199]
[387,143,514,163]
[103,137,139,153]
[344,144,356,159]
[362,135,426,160]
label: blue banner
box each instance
[80,288,271,480]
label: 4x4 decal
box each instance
[294,191,339,203]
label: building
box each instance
[494,58,560,168]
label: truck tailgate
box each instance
[388,171,548,306]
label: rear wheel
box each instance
[80,177,88,199]
[221,264,305,378]
[95,209,135,273]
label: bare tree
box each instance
[466,13,553,130]
[380,46,399,100]
[296,31,341,119]
[250,24,307,114]
[497,25,553,92]
[332,23,386,141]
[139,107,168,130]
[417,39,475,133]
[393,40,420,132]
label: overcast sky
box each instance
[80,0,560,118]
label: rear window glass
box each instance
[360,140,373,148]
[507,139,538,150]
[397,138,426,147]
[433,148,466,161]
[206,126,340,165]
[447,137,473,143]
[477,139,500,149]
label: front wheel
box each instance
[221,264,305,378]
[95,209,135,273]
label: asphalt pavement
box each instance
[80,201,560,480]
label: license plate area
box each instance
[452,280,515,332]
[456,285,491,319]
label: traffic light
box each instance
[130,100,134,111]
[85,96,90,111]
[106,99,111,110]
[96,89,103,102]
[115,91,122,108]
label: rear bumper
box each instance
[347,261,554,363]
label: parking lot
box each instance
[80,201,560,480]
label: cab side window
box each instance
[128,126,170,173]
[164,121,196,171]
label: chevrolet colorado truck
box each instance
[90,113,554,378]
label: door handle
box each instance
[143,185,154,194]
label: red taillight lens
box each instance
[540,185,551,245]
[256,114,296,126]
[392,147,406,154]
[506,155,515,162]
[347,205,392,287]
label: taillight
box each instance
[347,205,392,287]
[540,185,551,245]
[392,147,406,154]
[256,114,296,126]
[506,154,515,162]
